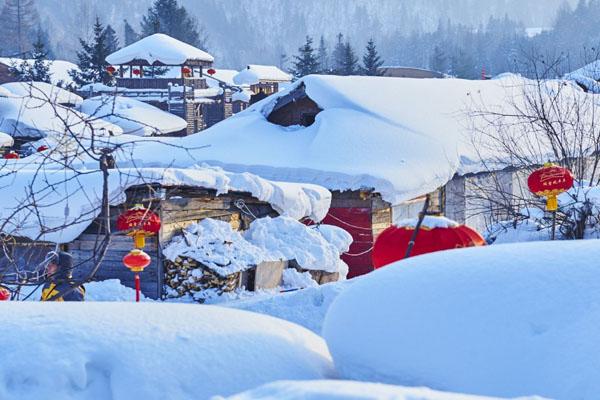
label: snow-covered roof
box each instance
[0,57,79,86]
[233,65,292,85]
[1,81,83,105]
[565,60,600,93]
[205,68,239,87]
[0,131,13,147]
[0,166,331,243]
[0,95,121,139]
[106,34,214,66]
[78,95,187,136]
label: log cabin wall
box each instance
[321,190,392,278]
[69,185,278,299]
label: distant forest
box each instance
[0,0,598,78]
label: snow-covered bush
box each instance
[322,240,600,399]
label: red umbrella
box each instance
[372,217,485,268]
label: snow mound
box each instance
[0,58,79,86]
[223,280,352,333]
[233,65,292,85]
[0,131,13,147]
[245,217,350,273]
[78,95,187,136]
[163,218,269,276]
[106,33,214,65]
[219,380,546,400]
[323,240,600,399]
[0,302,333,400]
[2,81,83,105]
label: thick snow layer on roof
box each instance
[2,81,83,105]
[0,95,121,139]
[206,68,240,87]
[0,166,330,243]
[396,215,460,228]
[565,60,600,92]
[0,58,79,86]
[0,131,13,146]
[0,302,333,399]
[232,88,252,102]
[106,33,214,65]
[323,240,600,399]
[78,95,187,135]
[233,65,292,85]
[223,380,541,400]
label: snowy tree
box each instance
[361,38,384,76]
[0,0,40,56]
[292,35,319,78]
[140,0,208,50]
[430,45,446,73]
[339,41,359,76]
[331,33,345,75]
[69,18,112,86]
[104,24,119,54]
[317,35,329,73]
[123,19,139,46]
[9,31,51,82]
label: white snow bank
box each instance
[0,302,333,400]
[106,33,214,65]
[0,166,330,243]
[565,60,600,93]
[233,64,292,85]
[2,81,83,105]
[18,278,149,302]
[245,217,350,273]
[223,280,352,333]
[219,380,545,400]
[78,95,187,135]
[323,240,600,399]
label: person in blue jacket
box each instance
[41,251,85,301]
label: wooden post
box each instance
[403,194,430,259]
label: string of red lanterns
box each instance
[116,204,161,302]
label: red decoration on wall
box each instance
[372,221,486,268]
[132,68,141,76]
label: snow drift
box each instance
[219,380,545,400]
[323,240,600,399]
[0,302,333,400]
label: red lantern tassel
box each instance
[135,273,141,302]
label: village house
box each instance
[233,64,292,104]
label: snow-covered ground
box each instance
[323,239,600,399]
[0,302,333,400]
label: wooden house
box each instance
[233,65,292,104]
[103,34,219,135]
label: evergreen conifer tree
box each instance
[140,0,208,49]
[9,31,51,82]
[331,33,345,74]
[361,38,384,75]
[0,0,39,56]
[430,45,446,73]
[123,19,139,45]
[69,17,112,86]
[339,41,358,75]
[104,24,119,54]
[317,35,329,73]
[292,35,319,78]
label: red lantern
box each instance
[106,66,116,75]
[3,151,19,159]
[123,249,151,302]
[182,66,191,77]
[37,145,49,152]
[132,68,141,76]
[116,204,161,249]
[207,68,216,75]
[0,286,10,301]
[372,218,486,268]
[527,163,574,211]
